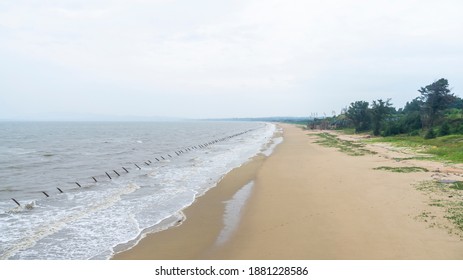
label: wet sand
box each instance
[114,124,463,259]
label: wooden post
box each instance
[105,172,112,180]
[11,198,20,207]
[75,182,82,188]
[57,187,64,193]
[42,191,49,197]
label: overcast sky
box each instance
[1,0,463,120]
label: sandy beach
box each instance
[114,124,463,260]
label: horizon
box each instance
[0,114,311,122]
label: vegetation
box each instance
[345,101,371,133]
[370,99,394,136]
[308,78,462,137]
[416,181,463,235]
[307,78,463,162]
[369,134,463,163]
[313,133,375,156]
[418,78,456,129]
[373,166,428,173]
[450,181,463,191]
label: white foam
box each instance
[1,183,140,260]
[0,122,276,259]
[262,136,283,156]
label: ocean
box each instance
[0,121,279,260]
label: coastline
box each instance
[113,153,267,259]
[114,124,463,259]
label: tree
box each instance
[418,78,456,128]
[439,122,450,136]
[370,99,394,136]
[402,97,422,114]
[346,101,371,133]
[449,96,463,110]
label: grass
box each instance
[313,133,376,156]
[450,181,463,191]
[373,166,428,173]
[417,211,436,223]
[447,202,463,232]
[369,134,463,163]
[391,156,433,161]
[416,180,463,235]
[338,128,357,135]
[311,130,463,236]
[429,199,445,207]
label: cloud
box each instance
[1,0,463,118]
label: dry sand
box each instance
[114,124,463,260]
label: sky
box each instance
[1,0,463,120]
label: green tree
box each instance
[370,99,394,136]
[402,97,422,114]
[346,101,371,133]
[418,78,456,128]
[449,96,463,110]
[439,122,450,136]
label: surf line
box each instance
[7,126,263,207]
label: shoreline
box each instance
[114,124,463,259]
[112,153,268,259]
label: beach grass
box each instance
[369,134,463,163]
[450,181,463,191]
[339,128,357,135]
[447,202,463,232]
[314,133,376,156]
[373,166,429,173]
[416,180,463,235]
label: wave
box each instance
[1,183,140,260]
[0,122,275,259]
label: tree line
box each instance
[309,78,463,139]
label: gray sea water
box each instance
[0,121,278,259]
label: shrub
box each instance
[424,129,436,139]
[439,122,450,136]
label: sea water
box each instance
[0,121,277,259]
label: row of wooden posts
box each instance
[10,128,256,207]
